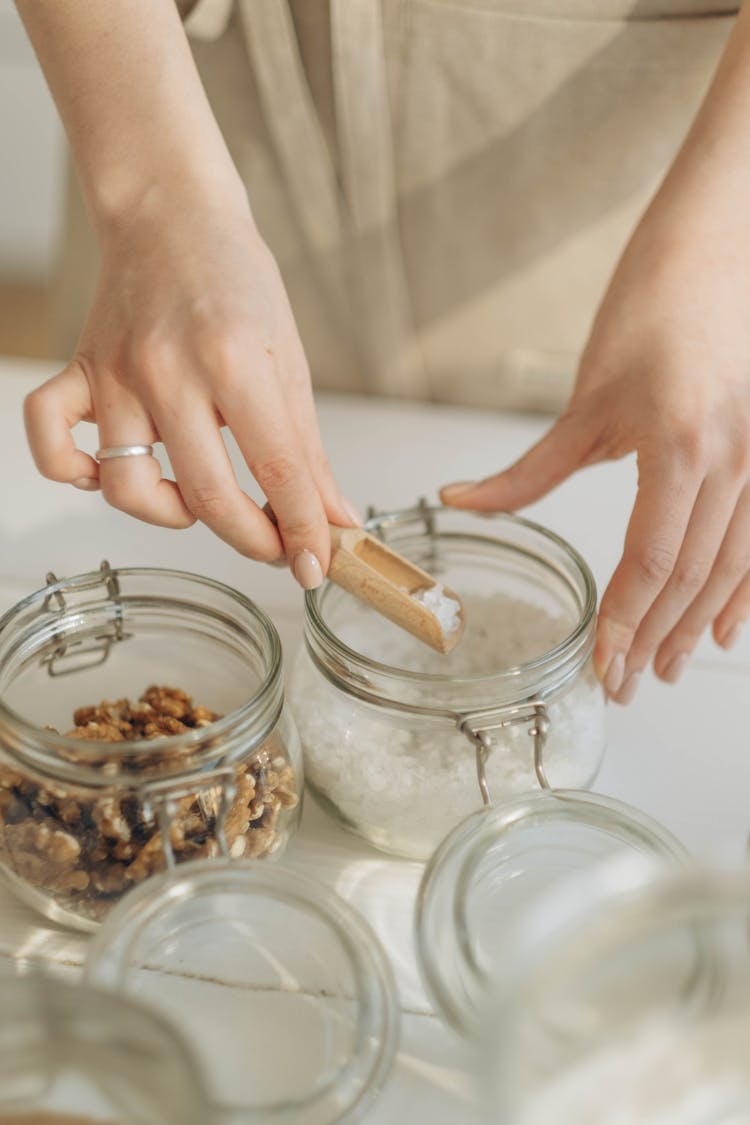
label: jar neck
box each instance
[303,505,597,717]
[304,615,595,714]
[0,565,285,788]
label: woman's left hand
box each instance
[441,200,750,704]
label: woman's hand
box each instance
[442,1,750,702]
[17,0,356,588]
[24,190,356,586]
[442,205,750,702]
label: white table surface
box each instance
[0,357,748,1121]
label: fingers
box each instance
[617,474,742,693]
[596,446,703,697]
[714,570,750,650]
[280,357,359,528]
[23,361,100,489]
[216,352,333,584]
[152,395,282,562]
[440,408,598,512]
[95,382,195,530]
[652,485,750,671]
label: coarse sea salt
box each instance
[292,591,605,859]
[514,1014,750,1125]
[410,583,462,636]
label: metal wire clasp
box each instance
[141,766,238,869]
[41,560,129,677]
[457,701,551,806]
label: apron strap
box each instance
[240,0,428,396]
[330,0,429,397]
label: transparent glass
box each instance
[290,505,605,859]
[0,973,207,1123]
[86,861,399,1125]
[482,865,750,1124]
[0,566,302,930]
[415,792,690,1037]
[0,862,398,1124]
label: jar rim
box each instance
[0,566,284,785]
[0,971,208,1122]
[414,791,691,1037]
[304,506,597,699]
[85,858,400,1123]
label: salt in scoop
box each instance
[328,524,464,654]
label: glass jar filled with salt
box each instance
[290,503,606,859]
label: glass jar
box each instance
[0,860,398,1124]
[480,863,750,1124]
[0,972,205,1124]
[290,503,605,859]
[415,791,691,1039]
[0,564,302,931]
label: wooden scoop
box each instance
[327,525,465,654]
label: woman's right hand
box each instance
[24,188,356,588]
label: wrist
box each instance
[86,158,251,245]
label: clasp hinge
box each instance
[41,560,131,677]
[457,701,551,806]
[141,766,238,869]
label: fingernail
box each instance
[603,652,625,697]
[616,672,641,706]
[441,481,478,502]
[720,624,742,651]
[662,652,689,684]
[293,549,323,590]
[342,498,363,526]
[72,477,100,492]
[269,557,288,569]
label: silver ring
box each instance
[95,444,154,462]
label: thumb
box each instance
[440,408,597,512]
[23,360,100,489]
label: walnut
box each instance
[140,685,192,720]
[90,862,130,895]
[0,764,24,790]
[0,685,299,922]
[124,832,164,884]
[65,722,126,742]
[189,704,218,727]
[92,797,132,842]
[51,869,91,894]
[143,716,189,739]
[4,818,81,886]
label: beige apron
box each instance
[55,0,735,412]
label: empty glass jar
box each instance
[0,564,302,930]
[0,860,398,1124]
[290,503,606,859]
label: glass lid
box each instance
[415,790,690,1037]
[85,860,399,1124]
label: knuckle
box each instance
[278,515,323,543]
[240,540,283,564]
[670,423,707,469]
[253,454,299,495]
[717,552,749,589]
[630,545,676,588]
[724,438,750,479]
[102,477,143,515]
[183,484,230,523]
[671,560,710,597]
[23,385,47,423]
[128,334,173,387]
[195,327,267,395]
